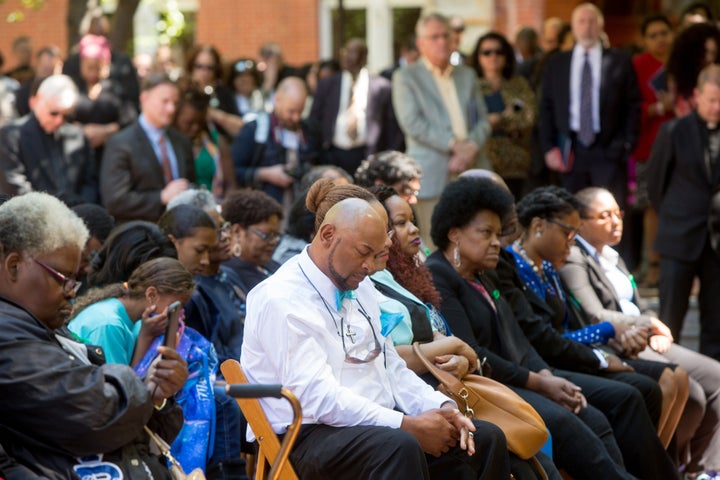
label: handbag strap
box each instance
[412,342,473,401]
[144,426,183,470]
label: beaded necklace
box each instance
[510,241,564,301]
[514,241,543,276]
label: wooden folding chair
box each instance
[221,359,301,480]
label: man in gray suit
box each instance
[100,73,194,223]
[392,13,491,246]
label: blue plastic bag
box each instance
[135,319,218,473]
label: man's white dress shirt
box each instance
[241,248,450,439]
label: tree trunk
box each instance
[66,0,87,54]
[109,0,141,54]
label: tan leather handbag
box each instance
[412,343,548,460]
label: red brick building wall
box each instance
[0,1,669,74]
[0,1,68,71]
[195,0,319,65]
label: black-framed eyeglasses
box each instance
[584,210,624,222]
[248,226,280,243]
[341,300,383,364]
[547,218,581,240]
[34,258,82,296]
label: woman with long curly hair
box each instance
[368,184,478,379]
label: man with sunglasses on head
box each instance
[241,197,512,479]
[0,74,98,205]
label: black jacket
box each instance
[495,248,602,373]
[648,111,720,261]
[100,121,195,223]
[539,47,641,158]
[0,296,182,479]
[231,115,320,204]
[184,265,249,368]
[0,114,97,205]
[426,251,548,388]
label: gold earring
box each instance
[453,241,461,268]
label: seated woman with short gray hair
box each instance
[0,192,188,479]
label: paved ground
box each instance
[640,289,700,352]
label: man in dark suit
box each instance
[0,74,97,205]
[232,77,320,210]
[310,38,402,175]
[539,3,641,206]
[380,36,419,81]
[100,73,194,223]
[648,64,720,359]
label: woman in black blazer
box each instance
[510,186,691,451]
[425,177,676,480]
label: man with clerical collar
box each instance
[0,74,98,205]
[649,64,720,359]
[241,197,513,479]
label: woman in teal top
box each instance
[369,184,479,379]
[69,257,195,365]
[174,89,235,197]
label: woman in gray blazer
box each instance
[561,186,720,476]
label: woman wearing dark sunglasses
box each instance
[471,31,537,200]
[183,44,244,139]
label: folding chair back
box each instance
[221,359,299,480]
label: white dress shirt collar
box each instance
[297,247,343,313]
[576,235,600,262]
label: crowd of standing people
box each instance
[1,2,720,479]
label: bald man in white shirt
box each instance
[241,198,512,479]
